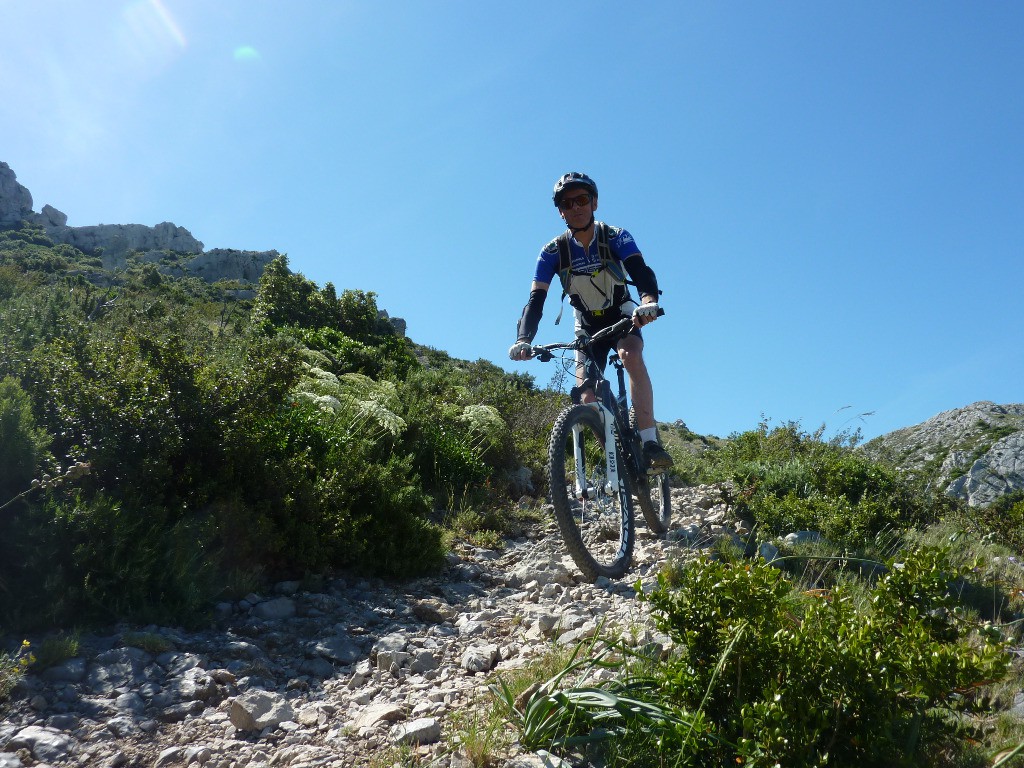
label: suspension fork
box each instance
[572,402,621,498]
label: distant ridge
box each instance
[0,160,276,283]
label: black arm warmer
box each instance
[516,288,547,342]
[624,254,659,300]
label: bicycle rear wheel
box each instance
[548,404,635,580]
[636,471,672,534]
[627,407,672,534]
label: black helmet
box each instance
[552,172,598,207]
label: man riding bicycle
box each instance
[509,171,673,471]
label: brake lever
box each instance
[532,348,554,362]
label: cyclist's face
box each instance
[558,188,597,228]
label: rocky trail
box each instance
[1,486,737,768]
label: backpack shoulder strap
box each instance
[596,222,612,265]
[554,232,572,295]
[596,222,629,283]
[544,232,571,326]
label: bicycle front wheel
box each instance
[548,404,635,580]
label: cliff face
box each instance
[2,161,204,255]
[0,161,34,225]
[0,161,279,284]
[862,401,1024,507]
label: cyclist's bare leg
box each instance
[617,335,655,431]
[574,348,598,404]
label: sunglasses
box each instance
[558,193,592,210]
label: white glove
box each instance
[508,340,532,360]
[632,302,660,325]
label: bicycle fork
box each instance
[572,403,621,500]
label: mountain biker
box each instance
[509,172,673,471]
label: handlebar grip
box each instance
[589,317,634,344]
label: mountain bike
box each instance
[529,314,672,580]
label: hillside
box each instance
[0,160,570,633]
[862,401,1024,507]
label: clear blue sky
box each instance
[2,1,1021,441]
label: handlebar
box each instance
[530,308,664,361]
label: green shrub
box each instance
[0,376,51,504]
[690,420,946,548]
[957,491,1024,554]
[217,395,443,579]
[32,633,80,669]
[643,547,1010,767]
[0,239,533,631]
[1,492,217,629]
[0,641,34,702]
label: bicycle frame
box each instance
[560,323,644,494]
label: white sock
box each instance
[640,427,658,444]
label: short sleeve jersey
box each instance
[533,222,641,285]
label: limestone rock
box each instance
[6,726,75,763]
[53,221,203,256]
[314,632,362,664]
[0,162,33,225]
[39,203,67,227]
[862,401,1024,507]
[180,248,278,283]
[251,596,296,621]
[389,717,441,745]
[228,690,295,731]
[461,643,499,673]
[946,432,1024,507]
[353,702,405,730]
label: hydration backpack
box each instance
[552,222,632,321]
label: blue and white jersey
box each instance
[533,222,641,285]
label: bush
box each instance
[644,548,1009,767]
[691,420,946,548]
[0,239,537,630]
[1,492,216,629]
[0,376,50,503]
[0,641,34,702]
[957,490,1024,554]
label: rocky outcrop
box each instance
[1,161,203,256]
[49,219,203,258]
[378,309,407,337]
[946,432,1024,507]
[0,162,34,226]
[157,248,280,284]
[0,161,407,326]
[862,401,1024,507]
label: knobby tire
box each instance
[628,406,672,534]
[547,404,635,580]
[635,471,672,534]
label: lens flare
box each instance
[233,46,261,62]
[123,0,187,50]
[148,0,186,48]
